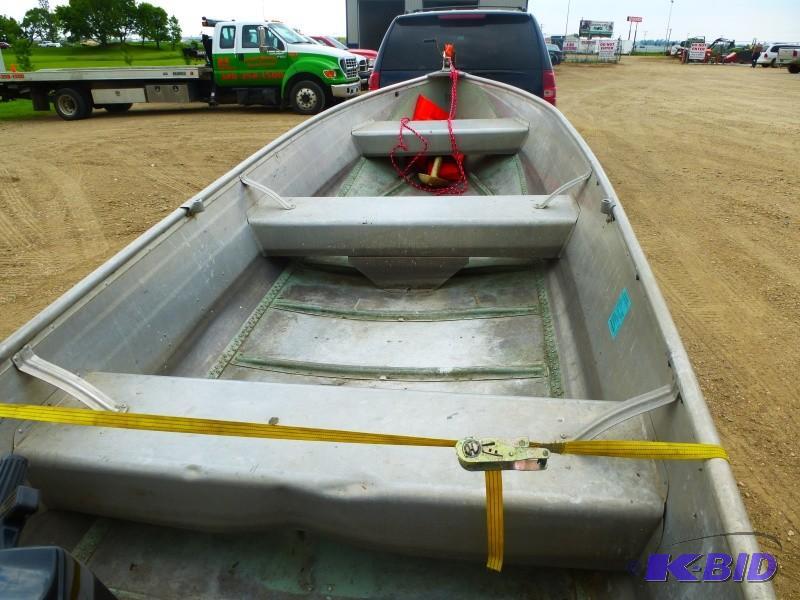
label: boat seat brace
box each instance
[11,346,127,412]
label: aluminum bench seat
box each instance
[351,118,530,157]
[247,194,577,258]
[16,372,666,570]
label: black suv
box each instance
[368,10,556,105]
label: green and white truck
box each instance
[0,18,365,120]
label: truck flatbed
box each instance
[0,65,210,83]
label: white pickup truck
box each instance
[777,47,800,73]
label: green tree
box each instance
[22,7,58,41]
[168,15,181,50]
[54,3,91,43]
[56,0,136,46]
[0,15,23,42]
[136,3,168,49]
[115,0,137,43]
[11,38,34,70]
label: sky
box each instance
[4,0,799,44]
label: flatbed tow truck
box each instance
[0,18,365,120]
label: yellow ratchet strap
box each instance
[485,471,504,572]
[0,403,728,573]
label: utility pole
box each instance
[564,0,571,40]
[665,0,674,51]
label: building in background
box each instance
[345,0,529,49]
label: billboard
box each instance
[626,16,642,23]
[579,20,614,38]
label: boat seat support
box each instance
[240,175,295,210]
[11,346,127,412]
[534,169,593,209]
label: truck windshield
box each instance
[270,23,308,44]
[382,13,539,71]
[326,37,349,50]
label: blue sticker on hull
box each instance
[608,288,631,339]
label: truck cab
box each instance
[208,20,363,114]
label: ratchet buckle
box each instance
[456,437,549,472]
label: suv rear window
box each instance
[381,13,540,71]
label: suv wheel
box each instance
[289,80,326,115]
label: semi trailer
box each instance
[0,18,365,120]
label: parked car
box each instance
[757,43,800,67]
[312,36,377,68]
[38,40,61,48]
[0,41,10,49]
[312,36,373,89]
[369,10,556,105]
[546,43,563,65]
[778,47,800,73]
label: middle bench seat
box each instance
[247,195,577,258]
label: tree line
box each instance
[1,0,181,49]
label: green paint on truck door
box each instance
[215,24,288,87]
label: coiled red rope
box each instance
[389,64,468,196]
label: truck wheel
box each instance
[789,64,800,74]
[103,103,132,113]
[289,80,326,115]
[54,88,91,120]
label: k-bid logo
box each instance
[644,553,777,582]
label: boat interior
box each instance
[0,73,757,599]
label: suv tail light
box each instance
[368,69,380,91]
[764,52,769,58]
[543,69,557,106]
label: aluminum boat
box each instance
[0,71,772,599]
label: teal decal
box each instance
[608,288,631,339]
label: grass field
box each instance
[0,43,199,120]
[3,42,190,69]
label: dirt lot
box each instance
[1,57,798,594]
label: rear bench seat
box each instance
[247,194,577,258]
[16,373,666,570]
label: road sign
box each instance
[598,40,618,58]
[689,42,708,60]
[627,16,643,23]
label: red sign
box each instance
[627,16,643,22]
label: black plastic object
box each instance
[0,454,40,550]
[0,546,117,600]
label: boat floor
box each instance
[21,510,634,599]
[208,261,564,398]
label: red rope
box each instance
[389,65,468,196]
